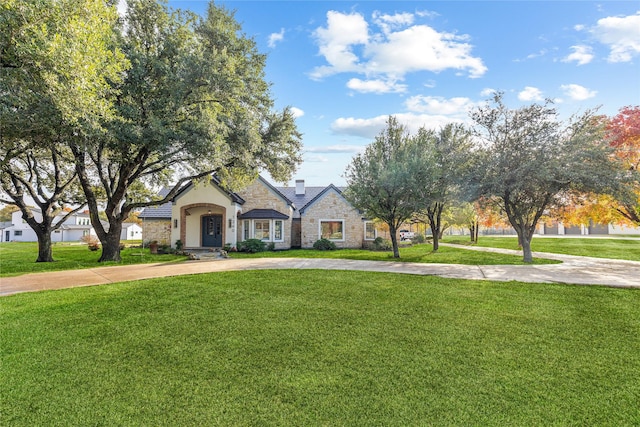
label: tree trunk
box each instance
[430,220,439,252]
[388,223,400,258]
[35,227,54,262]
[98,222,123,262]
[474,221,479,243]
[513,227,533,263]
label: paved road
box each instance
[2,246,639,296]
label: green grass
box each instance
[2,270,639,425]
[444,236,640,261]
[0,242,187,277]
[230,243,558,265]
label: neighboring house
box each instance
[121,222,143,241]
[139,175,377,250]
[2,209,145,243]
[3,208,95,242]
[0,221,12,242]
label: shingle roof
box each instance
[238,209,289,220]
[138,188,173,219]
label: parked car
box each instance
[399,229,415,241]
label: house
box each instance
[2,209,144,242]
[3,208,95,242]
[138,175,377,250]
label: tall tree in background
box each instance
[71,0,302,262]
[344,117,427,258]
[607,106,640,225]
[0,0,125,261]
[470,94,616,263]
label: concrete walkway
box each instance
[2,246,640,296]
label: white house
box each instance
[2,209,143,242]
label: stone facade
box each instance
[236,178,293,250]
[300,190,364,249]
[143,219,171,245]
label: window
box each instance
[243,219,285,242]
[274,220,283,242]
[14,230,22,236]
[254,220,270,241]
[320,220,344,241]
[243,220,250,240]
[365,221,376,240]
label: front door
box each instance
[202,215,223,247]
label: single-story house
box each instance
[139,175,377,250]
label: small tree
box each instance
[470,94,616,263]
[344,117,425,258]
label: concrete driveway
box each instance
[2,245,639,296]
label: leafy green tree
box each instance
[470,94,616,263]
[344,117,426,258]
[414,124,474,251]
[0,204,18,222]
[71,0,302,262]
[0,0,125,261]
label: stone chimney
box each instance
[295,179,305,195]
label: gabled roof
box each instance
[298,184,349,214]
[173,175,245,205]
[257,176,294,207]
[238,209,289,220]
[139,175,245,219]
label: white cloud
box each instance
[304,154,330,163]
[311,10,486,81]
[591,12,640,62]
[310,11,369,79]
[405,95,477,115]
[290,107,304,118]
[372,11,415,34]
[563,45,594,65]
[346,78,407,94]
[480,88,497,97]
[331,113,465,139]
[306,145,365,154]
[518,86,544,101]
[268,28,285,48]
[560,84,597,101]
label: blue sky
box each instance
[164,1,640,186]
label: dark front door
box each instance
[202,215,223,247]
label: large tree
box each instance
[470,94,616,263]
[0,0,125,261]
[414,123,474,251]
[344,117,427,258]
[71,0,302,262]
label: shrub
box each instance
[175,239,183,250]
[267,242,275,251]
[80,234,100,251]
[223,243,231,252]
[370,237,392,251]
[413,233,425,244]
[238,239,267,253]
[313,238,337,251]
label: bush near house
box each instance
[313,238,337,251]
[238,239,267,253]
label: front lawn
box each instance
[444,236,640,261]
[230,243,558,265]
[2,270,638,425]
[0,242,187,277]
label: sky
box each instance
[160,1,640,186]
